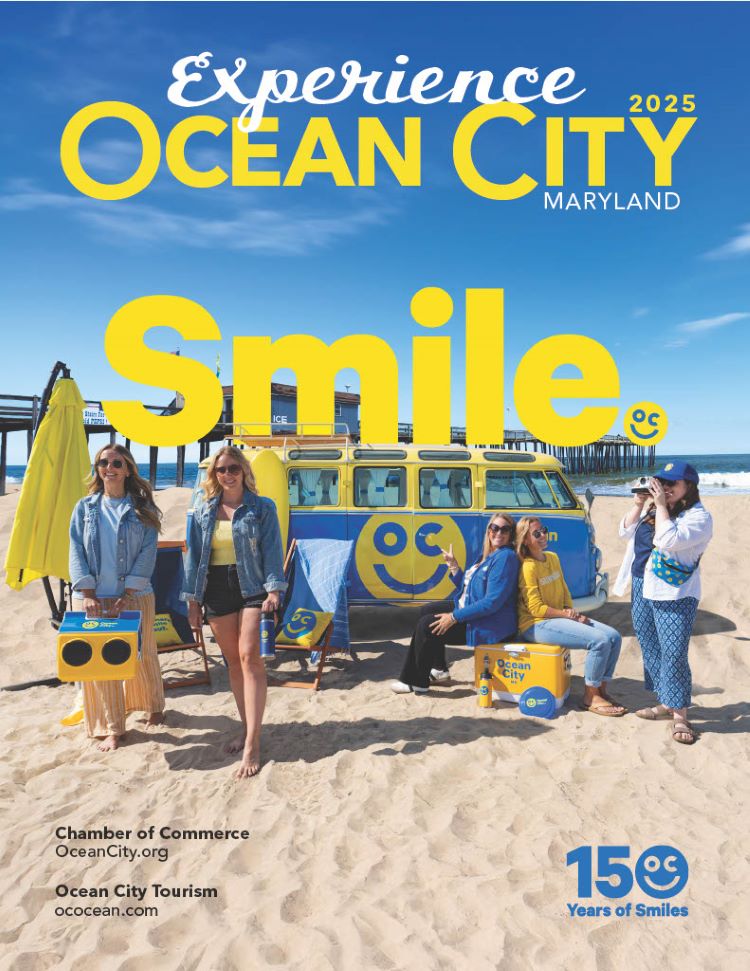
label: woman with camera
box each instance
[616,461,712,744]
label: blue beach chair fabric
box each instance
[272,537,354,690]
[153,541,210,688]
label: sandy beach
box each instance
[1,489,748,969]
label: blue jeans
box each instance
[521,618,622,687]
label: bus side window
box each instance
[419,468,471,509]
[354,467,406,507]
[288,469,339,507]
[486,471,536,508]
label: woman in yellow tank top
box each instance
[516,516,626,717]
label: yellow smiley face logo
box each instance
[355,514,467,600]
[82,621,99,629]
[282,608,317,637]
[624,401,668,446]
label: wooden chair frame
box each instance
[155,540,211,689]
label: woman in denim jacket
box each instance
[183,446,286,779]
[69,444,164,751]
[391,513,519,694]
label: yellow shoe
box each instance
[60,706,84,726]
[61,690,84,726]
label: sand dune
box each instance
[1,490,748,969]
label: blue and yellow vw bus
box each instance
[191,441,607,611]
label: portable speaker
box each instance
[57,611,142,682]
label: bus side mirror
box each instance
[584,488,595,513]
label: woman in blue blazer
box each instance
[391,514,519,694]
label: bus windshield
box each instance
[485,470,578,510]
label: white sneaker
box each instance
[390,681,429,695]
[430,668,450,683]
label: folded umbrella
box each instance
[4,377,90,591]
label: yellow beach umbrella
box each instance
[4,377,90,590]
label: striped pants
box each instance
[74,592,165,738]
[631,576,698,710]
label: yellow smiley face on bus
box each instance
[355,514,467,600]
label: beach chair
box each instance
[152,540,210,689]
[269,537,354,691]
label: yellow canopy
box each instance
[4,379,90,590]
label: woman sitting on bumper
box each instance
[391,514,519,694]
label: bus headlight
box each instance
[594,547,602,572]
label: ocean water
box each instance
[4,463,203,491]
[5,454,750,496]
[569,454,750,496]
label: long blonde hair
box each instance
[202,445,258,501]
[87,444,162,532]
[515,516,543,560]
[481,513,516,561]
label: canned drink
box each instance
[259,612,276,658]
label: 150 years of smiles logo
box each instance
[566,844,690,920]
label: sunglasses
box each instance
[531,527,549,539]
[215,463,242,476]
[97,458,125,469]
[488,523,512,535]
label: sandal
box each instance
[580,700,627,717]
[635,706,672,720]
[600,694,629,714]
[671,718,697,745]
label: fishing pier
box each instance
[0,380,655,495]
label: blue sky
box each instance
[1,1,749,464]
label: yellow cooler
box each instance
[474,644,571,710]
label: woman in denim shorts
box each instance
[183,446,286,778]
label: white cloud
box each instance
[663,339,688,349]
[705,224,750,259]
[0,179,393,256]
[632,307,649,318]
[78,139,143,175]
[676,312,750,334]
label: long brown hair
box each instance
[481,514,516,561]
[645,479,702,520]
[86,444,162,532]
[671,481,701,518]
[515,516,543,561]
[202,445,258,501]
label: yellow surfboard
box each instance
[249,449,290,554]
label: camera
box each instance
[631,475,650,495]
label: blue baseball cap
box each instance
[655,460,699,484]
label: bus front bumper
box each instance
[572,572,609,613]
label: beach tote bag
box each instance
[650,550,699,587]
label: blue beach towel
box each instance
[280,538,354,653]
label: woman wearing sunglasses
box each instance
[183,446,286,778]
[391,514,519,694]
[516,516,625,716]
[616,461,712,744]
[69,444,164,751]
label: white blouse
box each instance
[615,502,712,601]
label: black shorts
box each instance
[203,565,266,619]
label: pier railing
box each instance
[0,391,654,496]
